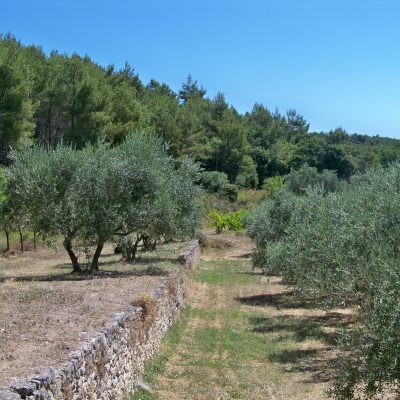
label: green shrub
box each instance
[219,183,239,202]
[285,165,340,195]
[263,176,284,196]
[200,171,229,193]
[209,210,248,234]
[236,190,267,209]
[200,170,239,202]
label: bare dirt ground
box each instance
[200,228,253,261]
[0,241,186,388]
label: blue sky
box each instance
[1,0,400,138]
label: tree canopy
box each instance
[4,133,201,271]
[2,34,400,185]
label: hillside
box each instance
[1,33,400,187]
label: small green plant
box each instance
[263,175,284,196]
[209,210,248,234]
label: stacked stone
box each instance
[0,240,200,400]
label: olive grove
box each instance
[3,133,201,272]
[248,164,400,399]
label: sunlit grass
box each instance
[194,259,256,285]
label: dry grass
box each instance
[0,241,186,279]
[200,229,253,261]
[0,240,186,387]
[131,232,354,400]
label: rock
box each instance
[196,231,208,247]
[0,388,21,400]
[137,380,154,394]
[10,379,35,397]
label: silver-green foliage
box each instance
[5,133,201,270]
[285,165,341,196]
[247,187,298,271]
[116,135,201,243]
[249,164,400,398]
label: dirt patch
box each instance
[201,229,253,261]
[0,241,185,388]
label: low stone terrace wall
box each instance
[0,240,200,400]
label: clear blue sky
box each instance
[1,0,400,138]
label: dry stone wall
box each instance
[0,240,200,400]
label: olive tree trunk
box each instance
[4,228,10,252]
[18,227,24,252]
[63,237,82,273]
[90,242,104,272]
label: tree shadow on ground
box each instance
[249,312,352,346]
[88,256,176,268]
[95,252,115,259]
[242,290,355,384]
[270,348,319,364]
[0,250,178,282]
[236,291,326,309]
[135,255,179,265]
[0,264,169,283]
[231,252,252,259]
[269,348,338,383]
[237,271,264,276]
[51,254,175,269]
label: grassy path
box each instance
[132,233,350,400]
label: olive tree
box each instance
[114,135,201,259]
[248,164,400,398]
[65,143,125,271]
[6,142,137,270]
[285,165,341,196]
[6,133,201,270]
[6,145,85,270]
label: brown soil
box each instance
[0,242,184,388]
[201,228,253,261]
